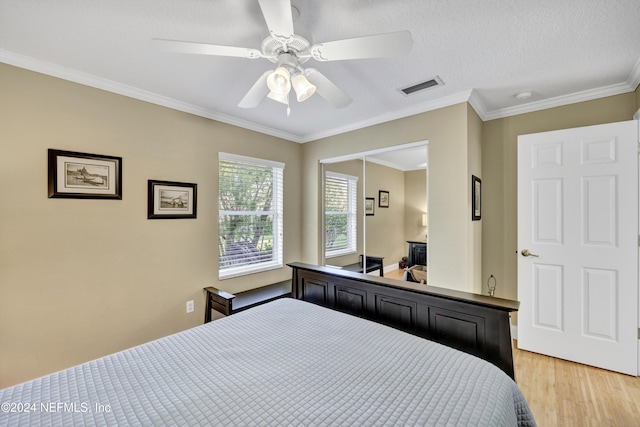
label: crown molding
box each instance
[626,57,640,91]
[0,49,304,143]
[482,81,637,121]
[3,49,639,143]
[481,57,640,122]
[300,90,473,143]
[467,90,488,121]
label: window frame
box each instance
[324,171,358,259]
[218,152,284,279]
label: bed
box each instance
[0,297,535,426]
[289,262,520,380]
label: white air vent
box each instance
[400,76,444,96]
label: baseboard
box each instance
[384,263,399,273]
[367,262,399,277]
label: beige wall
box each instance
[481,92,638,304]
[467,105,483,293]
[365,162,406,268]
[0,64,302,387]
[301,103,481,291]
[403,169,427,243]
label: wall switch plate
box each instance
[186,300,194,313]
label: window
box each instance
[218,153,284,279]
[325,171,358,258]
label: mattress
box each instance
[0,298,536,426]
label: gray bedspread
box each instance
[0,298,536,426]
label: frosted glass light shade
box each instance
[267,67,291,94]
[291,74,316,102]
[267,90,289,105]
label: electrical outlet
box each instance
[186,300,194,313]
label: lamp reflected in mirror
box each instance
[422,212,427,239]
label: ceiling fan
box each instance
[151,0,413,111]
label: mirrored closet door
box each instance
[320,141,428,280]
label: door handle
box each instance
[521,249,539,257]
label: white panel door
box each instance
[517,120,638,375]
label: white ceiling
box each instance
[1,0,639,143]
[367,145,428,172]
[322,142,427,171]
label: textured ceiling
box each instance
[1,0,639,143]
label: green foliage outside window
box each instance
[219,160,275,268]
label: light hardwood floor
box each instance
[385,267,640,426]
[385,268,405,280]
[514,344,640,426]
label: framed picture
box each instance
[365,197,375,216]
[378,190,389,208]
[148,180,197,219]
[48,149,122,199]
[472,175,481,221]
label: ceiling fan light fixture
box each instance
[291,73,316,102]
[153,3,414,112]
[267,89,289,105]
[267,66,291,94]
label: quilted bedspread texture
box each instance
[0,298,536,426]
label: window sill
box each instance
[325,249,357,259]
[219,261,283,280]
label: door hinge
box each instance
[638,328,640,340]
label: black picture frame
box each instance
[365,197,375,216]
[472,175,481,221]
[148,180,197,219]
[48,149,122,199]
[378,190,389,208]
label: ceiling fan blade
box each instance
[238,71,272,108]
[310,30,413,61]
[257,0,294,42]
[150,39,263,59]
[305,68,352,108]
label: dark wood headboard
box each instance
[288,262,520,380]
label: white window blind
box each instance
[325,171,358,258]
[218,153,284,279]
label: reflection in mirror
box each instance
[321,157,364,272]
[320,141,427,282]
[364,144,428,281]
